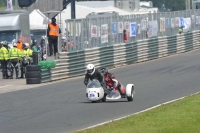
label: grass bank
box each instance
[75,92,200,133]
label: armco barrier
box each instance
[40,31,200,83]
[41,69,51,83]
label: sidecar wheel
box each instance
[127,86,134,102]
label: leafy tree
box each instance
[141,0,186,11]
[0,0,6,7]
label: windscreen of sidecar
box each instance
[87,79,101,88]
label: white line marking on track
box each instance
[74,91,200,133]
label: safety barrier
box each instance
[40,69,51,83]
[40,31,200,82]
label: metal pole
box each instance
[186,0,190,10]
[15,0,18,10]
[71,0,76,19]
[59,12,62,53]
[45,13,50,60]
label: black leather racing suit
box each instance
[84,69,107,93]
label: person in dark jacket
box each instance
[40,36,46,61]
[84,64,107,93]
[123,29,127,43]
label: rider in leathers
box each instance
[84,64,107,94]
[100,67,126,96]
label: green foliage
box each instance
[141,0,186,11]
[0,0,6,7]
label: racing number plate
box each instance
[88,92,96,98]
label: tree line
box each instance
[0,0,187,11]
[141,0,186,11]
[0,0,7,7]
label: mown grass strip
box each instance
[75,92,200,133]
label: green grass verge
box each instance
[75,92,200,133]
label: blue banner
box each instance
[130,22,136,37]
[166,18,171,27]
[112,22,118,34]
[180,18,184,28]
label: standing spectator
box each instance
[19,44,26,78]
[146,30,149,39]
[179,26,183,34]
[17,38,23,51]
[9,43,20,79]
[62,36,67,52]
[25,43,33,64]
[47,17,61,59]
[43,47,47,61]
[32,42,38,53]
[123,29,127,43]
[0,41,9,79]
[67,37,74,51]
[0,43,2,70]
[40,36,46,60]
[37,43,42,61]
[0,42,3,77]
[30,34,37,49]
[30,34,34,45]
[19,44,30,79]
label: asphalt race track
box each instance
[0,49,200,133]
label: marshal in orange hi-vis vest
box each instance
[48,23,59,36]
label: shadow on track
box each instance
[80,100,129,104]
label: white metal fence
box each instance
[62,9,200,52]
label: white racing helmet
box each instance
[86,64,95,76]
[62,36,66,40]
[25,43,30,48]
[13,43,17,47]
[1,41,5,45]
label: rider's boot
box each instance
[119,87,126,98]
[121,93,126,98]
